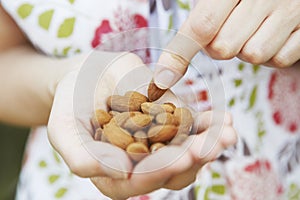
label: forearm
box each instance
[0,44,86,126]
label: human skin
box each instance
[0,6,237,199]
[154,0,300,90]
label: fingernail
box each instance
[154,69,178,89]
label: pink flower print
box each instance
[91,20,113,48]
[268,68,300,133]
[129,195,150,200]
[91,9,149,62]
[226,158,283,200]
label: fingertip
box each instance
[220,126,238,147]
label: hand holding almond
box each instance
[153,0,300,95]
[48,51,237,199]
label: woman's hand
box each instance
[153,0,300,90]
[48,51,237,199]
[91,110,236,200]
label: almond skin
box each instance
[112,112,135,127]
[156,112,179,126]
[174,107,194,134]
[125,91,148,104]
[92,109,112,128]
[126,142,149,162]
[94,128,103,141]
[141,102,165,116]
[133,130,148,146]
[103,122,134,149]
[148,80,167,102]
[150,142,165,153]
[162,103,176,113]
[109,110,120,116]
[123,114,153,132]
[107,95,141,112]
[148,125,178,143]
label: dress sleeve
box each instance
[1,0,97,57]
[1,0,150,57]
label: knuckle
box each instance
[189,13,218,42]
[241,46,267,64]
[271,54,292,68]
[208,40,237,59]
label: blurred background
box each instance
[0,123,28,200]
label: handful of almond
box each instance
[92,91,194,163]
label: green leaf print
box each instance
[53,150,61,163]
[234,79,243,87]
[252,64,260,74]
[194,185,200,198]
[238,63,245,71]
[17,4,34,19]
[63,46,72,56]
[288,183,300,200]
[258,130,266,138]
[55,187,68,198]
[212,171,221,179]
[39,10,54,30]
[211,185,225,195]
[168,14,173,30]
[74,48,81,54]
[247,85,257,110]
[228,98,235,107]
[48,174,60,184]
[177,0,190,10]
[39,160,47,168]
[69,0,75,4]
[57,17,76,38]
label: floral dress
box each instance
[2,0,300,199]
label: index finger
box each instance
[152,0,239,93]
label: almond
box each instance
[92,109,112,128]
[156,112,179,126]
[94,128,103,141]
[162,102,176,113]
[141,102,165,116]
[125,91,148,104]
[133,130,148,146]
[148,79,167,102]
[107,95,141,112]
[123,114,153,132]
[148,125,178,143]
[126,142,149,162]
[103,122,134,149]
[174,107,193,134]
[112,112,135,127]
[150,142,165,153]
[109,110,120,116]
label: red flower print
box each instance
[184,79,194,85]
[268,68,300,133]
[91,8,149,62]
[133,14,148,28]
[91,20,113,48]
[197,90,208,102]
[226,157,283,200]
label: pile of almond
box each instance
[92,91,194,162]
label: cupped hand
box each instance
[91,110,237,200]
[154,0,300,90]
[48,51,237,199]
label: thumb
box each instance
[154,32,201,90]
